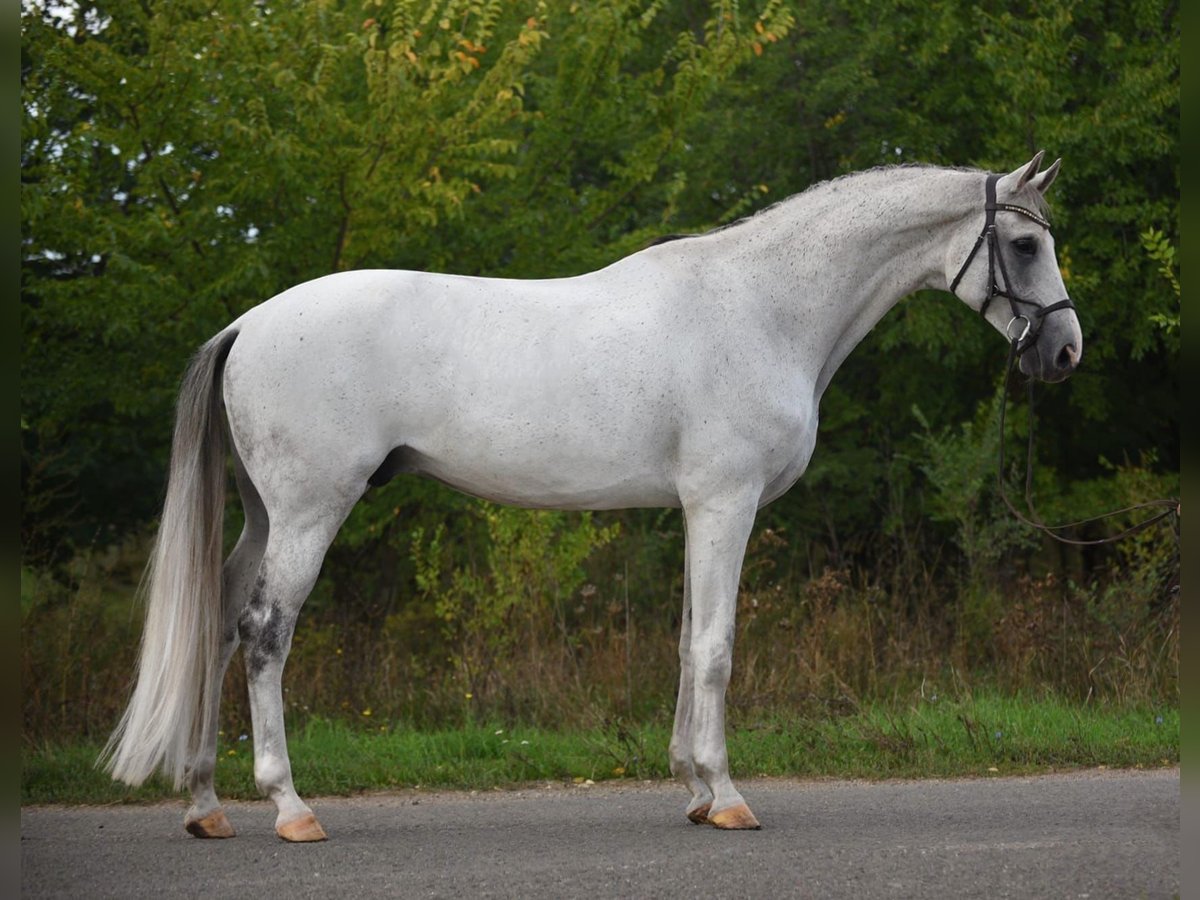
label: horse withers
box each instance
[102,154,1080,840]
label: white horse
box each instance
[103,154,1080,840]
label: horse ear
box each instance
[1018,151,1045,188]
[997,151,1046,195]
[1029,157,1062,194]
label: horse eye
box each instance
[1012,237,1038,257]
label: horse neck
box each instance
[709,168,981,397]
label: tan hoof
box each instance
[708,802,761,830]
[276,812,328,842]
[184,809,236,839]
[686,803,712,825]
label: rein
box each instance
[953,174,1180,547]
[996,340,1179,546]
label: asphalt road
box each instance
[22,769,1178,899]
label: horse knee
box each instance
[692,642,733,692]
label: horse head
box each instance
[948,152,1083,383]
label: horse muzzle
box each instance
[1019,336,1080,382]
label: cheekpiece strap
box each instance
[984,174,999,222]
[951,174,1060,322]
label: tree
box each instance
[22,0,1176,590]
[21,0,793,562]
[657,0,1179,570]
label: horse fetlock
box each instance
[667,750,691,780]
[691,747,730,785]
[253,754,293,796]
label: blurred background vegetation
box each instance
[21,0,1177,746]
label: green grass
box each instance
[22,695,1178,806]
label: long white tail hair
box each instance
[100,329,239,788]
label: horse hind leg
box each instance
[184,446,267,838]
[239,499,359,842]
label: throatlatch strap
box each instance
[949,175,1001,302]
[949,231,986,296]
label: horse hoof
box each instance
[708,802,761,830]
[686,803,712,825]
[184,809,236,839]
[276,812,328,842]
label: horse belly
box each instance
[399,443,680,510]
[378,385,683,510]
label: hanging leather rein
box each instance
[951,174,1178,547]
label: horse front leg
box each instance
[668,521,716,823]
[681,488,760,829]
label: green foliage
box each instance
[1140,228,1180,299]
[21,0,795,556]
[20,556,142,740]
[693,0,1179,596]
[911,395,1038,585]
[1140,226,1179,341]
[411,504,618,711]
[22,696,1177,804]
[21,1,1177,743]
[24,534,1178,745]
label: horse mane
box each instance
[645,162,1050,249]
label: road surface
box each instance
[22,769,1178,898]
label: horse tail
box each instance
[100,328,239,789]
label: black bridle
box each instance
[949,173,1075,352]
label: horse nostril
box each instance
[1056,343,1079,371]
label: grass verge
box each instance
[22,694,1178,806]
